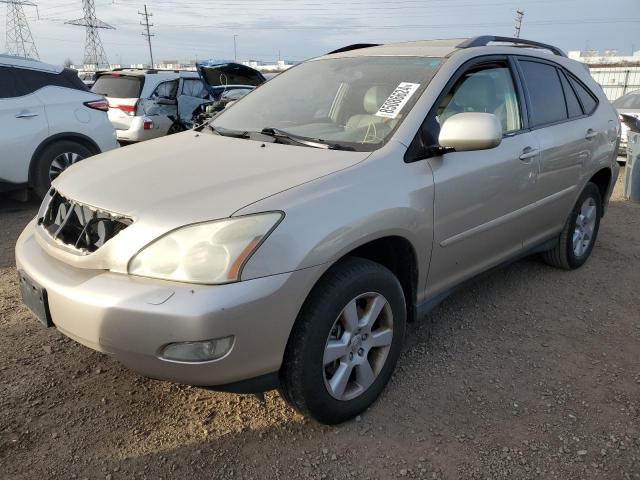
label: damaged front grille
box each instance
[39,191,133,253]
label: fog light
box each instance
[161,336,234,362]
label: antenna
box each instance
[66,0,115,70]
[139,4,154,67]
[1,0,39,59]
[513,9,524,39]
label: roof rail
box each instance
[328,43,380,55]
[457,36,567,57]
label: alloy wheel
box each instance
[323,292,393,401]
[49,152,84,182]
[573,197,597,257]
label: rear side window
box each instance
[519,60,567,127]
[2,67,88,97]
[559,71,583,118]
[0,66,19,98]
[92,75,143,98]
[568,75,598,114]
[152,80,178,99]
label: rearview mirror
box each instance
[438,112,502,152]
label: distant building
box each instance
[241,59,294,72]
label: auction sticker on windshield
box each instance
[375,82,421,119]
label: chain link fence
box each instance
[588,65,640,101]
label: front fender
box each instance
[236,143,435,302]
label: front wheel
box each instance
[280,257,406,424]
[542,182,602,270]
[33,140,93,198]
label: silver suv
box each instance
[16,36,620,424]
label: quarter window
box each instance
[568,75,598,114]
[559,71,583,118]
[519,60,567,127]
[437,65,522,133]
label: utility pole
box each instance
[66,0,114,70]
[139,4,154,68]
[1,0,40,59]
[513,9,524,38]
[234,34,238,61]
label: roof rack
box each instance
[457,36,567,57]
[328,43,380,55]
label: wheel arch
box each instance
[28,133,101,187]
[587,167,613,217]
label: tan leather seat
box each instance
[346,86,397,142]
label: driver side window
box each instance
[437,64,522,134]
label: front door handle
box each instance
[15,111,39,119]
[585,129,598,140]
[519,147,539,161]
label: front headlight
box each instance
[128,212,282,284]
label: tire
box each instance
[33,140,93,198]
[280,257,406,424]
[542,182,602,270]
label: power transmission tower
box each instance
[513,9,524,38]
[1,0,39,59]
[139,4,154,67]
[66,0,114,70]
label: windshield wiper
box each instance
[260,127,355,151]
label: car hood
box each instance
[53,131,370,227]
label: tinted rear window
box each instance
[92,75,143,98]
[613,91,640,109]
[559,71,583,118]
[520,60,567,127]
[568,76,598,114]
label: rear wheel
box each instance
[542,182,602,270]
[280,257,406,424]
[33,140,92,198]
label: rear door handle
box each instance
[585,129,598,140]
[519,147,539,161]
[15,111,39,119]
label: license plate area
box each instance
[18,271,53,328]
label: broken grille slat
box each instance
[40,191,132,254]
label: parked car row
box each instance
[0,56,265,197]
[15,36,620,424]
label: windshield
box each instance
[212,56,442,151]
[613,90,640,109]
[92,75,143,98]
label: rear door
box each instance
[515,58,604,247]
[0,66,48,185]
[92,73,143,130]
[424,57,541,298]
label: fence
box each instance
[588,65,640,101]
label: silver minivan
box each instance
[16,36,620,424]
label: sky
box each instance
[6,0,640,66]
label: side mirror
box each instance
[438,112,502,152]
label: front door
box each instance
[424,60,541,298]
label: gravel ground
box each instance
[1,171,639,480]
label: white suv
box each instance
[0,55,118,197]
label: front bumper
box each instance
[16,220,321,387]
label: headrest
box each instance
[363,86,393,114]
[453,74,496,111]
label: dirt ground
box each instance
[1,170,639,480]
